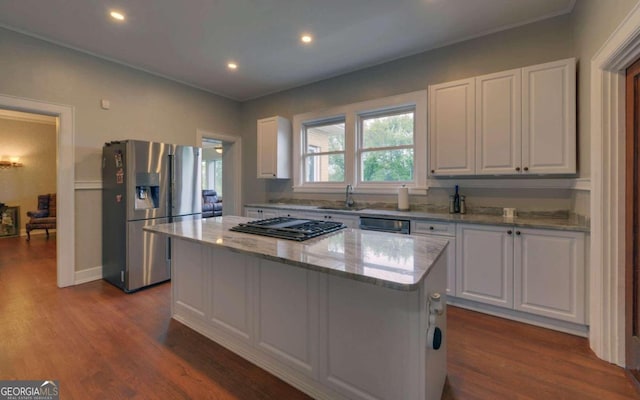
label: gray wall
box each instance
[0,27,241,273]
[570,0,639,216]
[240,15,576,210]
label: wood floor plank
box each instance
[1,235,638,399]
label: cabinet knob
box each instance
[523,167,529,172]
[431,169,435,173]
[429,226,434,230]
[516,231,521,235]
[515,167,521,172]
[507,230,513,235]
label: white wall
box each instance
[0,27,241,273]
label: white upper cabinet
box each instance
[257,116,291,179]
[522,59,576,174]
[475,69,522,174]
[428,58,576,177]
[428,78,476,176]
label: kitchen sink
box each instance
[316,206,366,211]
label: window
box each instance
[303,120,345,183]
[292,90,426,194]
[201,159,222,195]
[359,109,414,183]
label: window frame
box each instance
[357,106,417,186]
[292,90,427,194]
[302,117,347,184]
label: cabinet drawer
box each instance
[413,220,455,236]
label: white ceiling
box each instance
[0,0,575,101]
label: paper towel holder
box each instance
[397,184,410,211]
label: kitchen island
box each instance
[145,216,448,400]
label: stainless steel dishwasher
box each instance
[359,216,411,234]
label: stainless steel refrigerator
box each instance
[102,140,201,292]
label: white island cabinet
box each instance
[146,216,449,400]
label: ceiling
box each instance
[0,0,575,101]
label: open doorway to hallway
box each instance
[0,109,57,244]
[198,130,242,216]
[201,139,224,217]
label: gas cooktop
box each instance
[230,217,345,241]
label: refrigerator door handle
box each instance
[166,236,171,262]
[168,153,174,219]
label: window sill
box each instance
[292,185,428,196]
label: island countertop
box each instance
[144,216,448,291]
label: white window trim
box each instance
[292,90,427,194]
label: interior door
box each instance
[625,57,640,389]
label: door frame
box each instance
[591,2,640,366]
[0,93,75,288]
[196,129,242,216]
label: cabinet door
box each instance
[522,58,576,174]
[514,228,585,323]
[412,221,456,296]
[429,78,475,176]
[456,224,513,308]
[257,116,291,179]
[324,214,358,228]
[475,69,522,175]
[172,238,207,320]
[262,209,279,219]
[257,117,278,178]
[245,207,278,219]
[245,207,261,219]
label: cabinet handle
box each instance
[429,226,434,230]
[515,167,521,172]
[516,231,521,235]
[507,230,513,235]
[523,167,529,172]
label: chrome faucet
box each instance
[345,184,355,207]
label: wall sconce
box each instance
[0,157,23,169]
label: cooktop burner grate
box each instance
[230,217,345,241]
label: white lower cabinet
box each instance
[256,259,316,373]
[245,206,279,219]
[514,228,585,323]
[312,213,359,228]
[456,224,585,324]
[456,224,513,308]
[412,220,456,296]
[170,237,447,400]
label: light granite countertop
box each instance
[144,216,449,291]
[245,203,590,232]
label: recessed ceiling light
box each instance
[301,34,313,44]
[227,62,238,70]
[110,11,125,21]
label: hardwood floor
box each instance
[0,235,638,399]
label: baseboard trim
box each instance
[447,296,589,337]
[75,265,102,285]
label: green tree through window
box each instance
[361,112,414,182]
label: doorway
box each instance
[197,130,242,216]
[0,109,57,240]
[0,94,74,288]
[626,57,640,391]
[202,139,224,198]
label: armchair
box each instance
[26,193,56,241]
[202,190,222,218]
